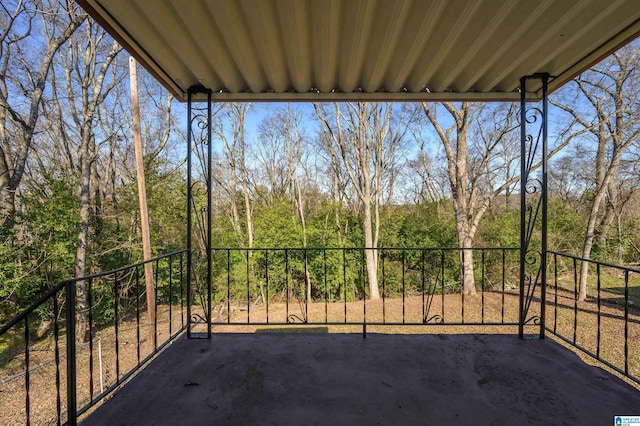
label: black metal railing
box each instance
[547,251,640,385]
[6,245,639,425]
[0,249,187,426]
[188,247,522,330]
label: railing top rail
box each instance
[0,249,187,334]
[61,249,188,284]
[209,246,520,251]
[548,250,640,274]
[0,281,67,334]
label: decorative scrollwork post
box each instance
[187,86,212,339]
[519,74,549,339]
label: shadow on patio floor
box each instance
[82,332,640,425]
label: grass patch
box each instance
[0,329,24,370]
[587,272,640,304]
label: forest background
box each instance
[1,1,640,326]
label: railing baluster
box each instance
[402,249,406,324]
[343,249,347,324]
[362,248,366,325]
[136,268,141,364]
[382,250,386,324]
[324,249,328,324]
[266,250,270,324]
[421,250,425,324]
[306,249,310,323]
[553,253,558,334]
[154,259,159,349]
[481,249,485,324]
[461,249,465,324]
[24,315,30,426]
[286,249,290,323]
[169,254,173,336]
[54,291,62,425]
[247,250,250,324]
[180,253,185,328]
[66,279,77,426]
[441,250,445,323]
[227,250,231,324]
[624,270,629,375]
[501,249,505,323]
[596,264,601,359]
[114,272,120,381]
[88,277,94,402]
[572,258,578,345]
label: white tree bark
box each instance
[314,102,413,300]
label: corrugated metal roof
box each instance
[76,0,640,102]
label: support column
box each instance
[186,86,212,339]
[519,74,549,339]
[186,90,192,338]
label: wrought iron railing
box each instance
[189,247,522,332]
[546,251,640,386]
[0,249,187,426]
[5,245,639,425]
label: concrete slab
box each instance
[82,333,640,425]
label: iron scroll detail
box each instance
[424,314,444,324]
[187,86,213,339]
[519,75,549,339]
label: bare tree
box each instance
[259,104,312,300]
[236,105,254,251]
[551,42,640,300]
[283,105,311,301]
[421,102,519,295]
[408,124,446,204]
[315,129,350,246]
[255,111,290,202]
[0,0,85,229]
[50,17,122,341]
[549,151,587,204]
[314,102,413,300]
[212,103,254,248]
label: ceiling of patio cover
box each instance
[76,0,640,102]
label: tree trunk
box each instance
[459,240,476,296]
[363,200,380,299]
[578,186,608,300]
[293,179,312,303]
[75,133,92,343]
[454,200,477,295]
[578,147,622,300]
[0,180,16,230]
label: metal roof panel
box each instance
[76,0,640,101]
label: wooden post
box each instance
[129,56,156,347]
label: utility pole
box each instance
[129,56,156,347]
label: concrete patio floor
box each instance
[82,332,640,425]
